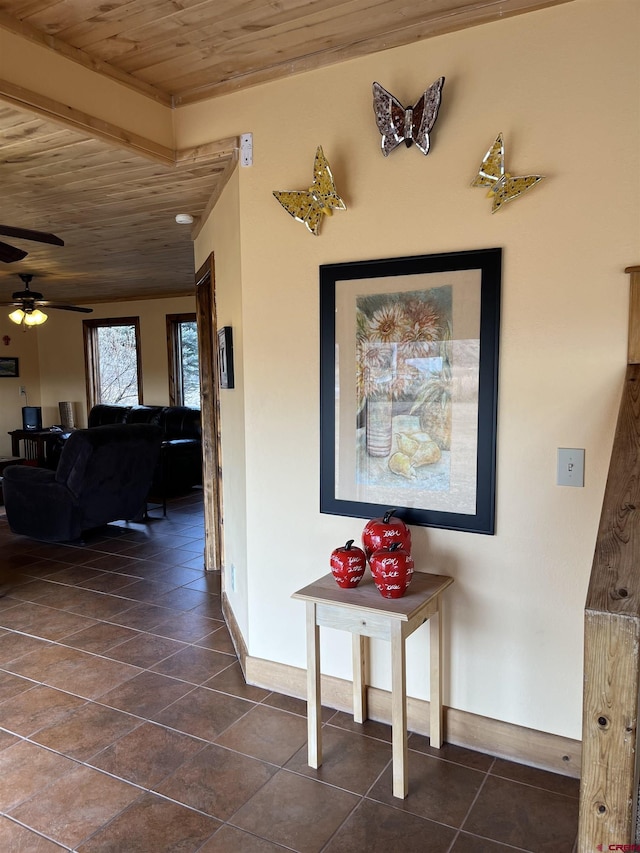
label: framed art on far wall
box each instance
[319,248,501,535]
[0,357,19,378]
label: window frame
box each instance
[83,316,143,411]
[166,312,199,407]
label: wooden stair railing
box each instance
[579,265,640,850]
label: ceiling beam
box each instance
[0,78,176,165]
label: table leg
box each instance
[306,601,322,768]
[430,600,443,749]
[352,634,367,724]
[390,622,408,798]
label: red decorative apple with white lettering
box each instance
[370,542,414,599]
[362,509,411,560]
[330,540,367,588]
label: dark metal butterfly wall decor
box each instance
[372,77,445,156]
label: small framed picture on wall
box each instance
[0,357,19,378]
[218,326,234,389]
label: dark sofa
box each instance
[49,404,202,498]
[87,404,203,497]
[3,423,162,542]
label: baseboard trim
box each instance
[221,591,248,675]
[244,655,581,778]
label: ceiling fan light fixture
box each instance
[175,213,194,225]
[24,309,48,326]
[8,308,25,325]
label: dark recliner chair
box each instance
[3,423,162,542]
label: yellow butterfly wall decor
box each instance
[273,146,346,236]
[372,78,445,156]
[472,133,544,212]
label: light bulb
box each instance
[8,309,25,325]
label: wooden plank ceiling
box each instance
[0,104,235,304]
[0,0,573,305]
[0,0,574,104]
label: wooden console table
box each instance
[292,570,453,798]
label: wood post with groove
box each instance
[578,265,640,850]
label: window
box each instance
[167,313,200,407]
[83,317,143,409]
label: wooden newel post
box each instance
[578,265,640,851]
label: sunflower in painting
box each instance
[356,288,453,465]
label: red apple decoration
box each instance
[370,542,414,599]
[330,539,367,588]
[362,509,411,560]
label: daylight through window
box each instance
[83,317,142,409]
[167,313,200,407]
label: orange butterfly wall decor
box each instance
[273,146,346,236]
[472,133,545,212]
[372,77,445,156]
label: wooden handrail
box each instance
[579,266,640,850]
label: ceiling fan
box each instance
[0,274,93,322]
[0,225,65,264]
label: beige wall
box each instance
[0,316,42,457]
[188,0,640,742]
[197,168,250,639]
[8,296,196,434]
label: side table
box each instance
[0,456,26,505]
[8,429,61,468]
[292,570,454,799]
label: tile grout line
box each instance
[445,756,496,851]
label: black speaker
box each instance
[22,406,42,431]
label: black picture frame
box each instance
[218,326,234,389]
[320,248,501,534]
[0,357,19,378]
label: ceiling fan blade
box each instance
[0,301,22,307]
[41,303,93,313]
[0,241,28,263]
[0,225,64,247]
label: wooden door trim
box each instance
[195,254,223,571]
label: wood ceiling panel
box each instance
[0,103,236,304]
[0,0,575,101]
[57,0,227,49]
[81,0,350,68]
[140,0,404,91]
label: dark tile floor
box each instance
[0,492,579,852]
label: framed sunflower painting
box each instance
[319,248,501,534]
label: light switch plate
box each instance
[557,448,585,487]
